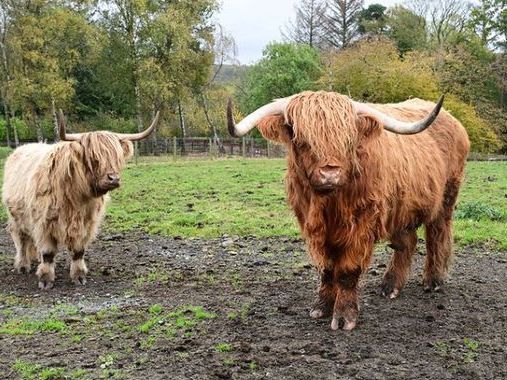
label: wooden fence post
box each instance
[267,140,271,158]
[173,136,177,160]
[242,137,246,158]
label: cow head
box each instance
[57,111,160,197]
[228,91,443,193]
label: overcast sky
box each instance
[215,0,401,64]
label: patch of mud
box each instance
[0,229,505,379]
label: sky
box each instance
[215,0,401,64]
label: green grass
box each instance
[12,360,66,380]
[0,158,506,249]
[454,162,507,249]
[0,318,67,335]
[105,159,297,238]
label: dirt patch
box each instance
[0,228,506,379]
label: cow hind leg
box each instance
[70,250,88,286]
[10,225,32,274]
[378,229,417,299]
[423,180,460,292]
[35,238,58,290]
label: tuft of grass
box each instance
[215,343,233,353]
[455,201,505,221]
[12,360,65,380]
[0,318,67,335]
[149,304,163,315]
[138,305,215,336]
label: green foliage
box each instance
[320,38,438,102]
[455,201,505,221]
[385,6,427,53]
[358,4,387,35]
[240,43,322,114]
[444,95,502,152]
[320,38,501,152]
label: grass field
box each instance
[0,157,506,249]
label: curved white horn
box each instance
[227,97,293,137]
[353,95,445,135]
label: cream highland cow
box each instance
[2,111,159,289]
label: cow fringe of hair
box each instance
[286,91,359,162]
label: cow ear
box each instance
[357,114,382,140]
[257,115,293,144]
[120,139,134,159]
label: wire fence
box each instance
[135,137,286,158]
[2,138,507,161]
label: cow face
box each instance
[79,132,134,197]
[257,98,381,193]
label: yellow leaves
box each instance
[321,38,438,103]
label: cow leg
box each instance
[70,250,88,286]
[331,266,362,331]
[11,226,32,274]
[378,229,417,299]
[35,238,58,290]
[423,179,460,292]
[310,266,335,319]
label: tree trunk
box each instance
[51,98,59,142]
[200,93,225,153]
[1,90,11,146]
[177,100,186,154]
[10,109,18,147]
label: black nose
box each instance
[107,173,120,183]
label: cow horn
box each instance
[227,97,293,137]
[115,111,160,141]
[58,110,160,142]
[353,95,445,135]
[58,109,82,141]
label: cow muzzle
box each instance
[311,165,343,192]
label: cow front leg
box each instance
[36,252,56,290]
[70,250,88,286]
[331,267,361,331]
[310,267,335,319]
[35,238,58,289]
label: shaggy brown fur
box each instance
[256,91,470,330]
[2,133,134,289]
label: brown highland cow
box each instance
[2,111,159,290]
[228,91,470,331]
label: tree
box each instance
[319,38,501,152]
[324,0,364,48]
[358,3,387,35]
[3,0,98,141]
[407,0,472,48]
[240,43,322,114]
[385,5,427,54]
[468,0,507,51]
[282,0,327,49]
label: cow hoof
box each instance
[38,280,54,290]
[377,284,400,299]
[331,317,357,331]
[73,277,87,286]
[310,308,326,319]
[423,278,444,293]
[17,266,31,275]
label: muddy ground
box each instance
[0,228,505,380]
